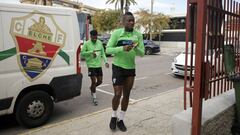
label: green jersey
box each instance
[106,28,145,69]
[81,39,107,68]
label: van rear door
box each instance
[0,13,5,101]
[0,12,11,112]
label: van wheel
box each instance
[15,91,53,128]
[145,48,152,55]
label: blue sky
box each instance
[1,0,187,15]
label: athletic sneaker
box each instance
[92,98,98,106]
[109,117,117,130]
[90,92,98,106]
[117,120,127,132]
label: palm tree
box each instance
[106,0,137,14]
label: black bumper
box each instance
[152,49,160,53]
[152,47,160,53]
[50,73,82,102]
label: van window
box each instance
[77,13,87,40]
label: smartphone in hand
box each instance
[132,42,138,48]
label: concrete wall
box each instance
[172,89,235,135]
[159,41,185,48]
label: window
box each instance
[169,16,186,29]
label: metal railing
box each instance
[184,0,240,134]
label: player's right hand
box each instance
[123,45,133,52]
[93,51,97,58]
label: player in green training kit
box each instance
[81,30,109,106]
[106,12,145,132]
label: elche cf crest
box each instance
[10,11,66,81]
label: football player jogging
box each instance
[81,30,109,106]
[106,12,145,132]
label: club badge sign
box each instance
[10,11,66,81]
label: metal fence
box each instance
[184,0,240,134]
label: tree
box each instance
[106,0,137,14]
[135,9,170,40]
[92,10,121,34]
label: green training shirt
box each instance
[106,28,145,69]
[81,39,107,68]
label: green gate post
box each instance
[224,45,240,123]
[233,82,240,123]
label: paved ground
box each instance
[20,87,184,135]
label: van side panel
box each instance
[50,74,82,102]
[0,4,82,115]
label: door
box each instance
[0,12,5,101]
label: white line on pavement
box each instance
[129,98,136,102]
[135,77,147,81]
[96,88,136,102]
[96,88,114,96]
[95,77,147,102]
[98,77,147,88]
[98,84,110,87]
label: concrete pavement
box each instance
[20,87,184,135]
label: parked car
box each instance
[171,50,193,76]
[99,36,111,56]
[171,49,223,77]
[143,40,160,55]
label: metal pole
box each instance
[150,0,154,40]
[192,0,207,134]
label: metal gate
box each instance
[184,0,240,134]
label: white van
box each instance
[0,3,82,128]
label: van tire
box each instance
[15,91,53,128]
